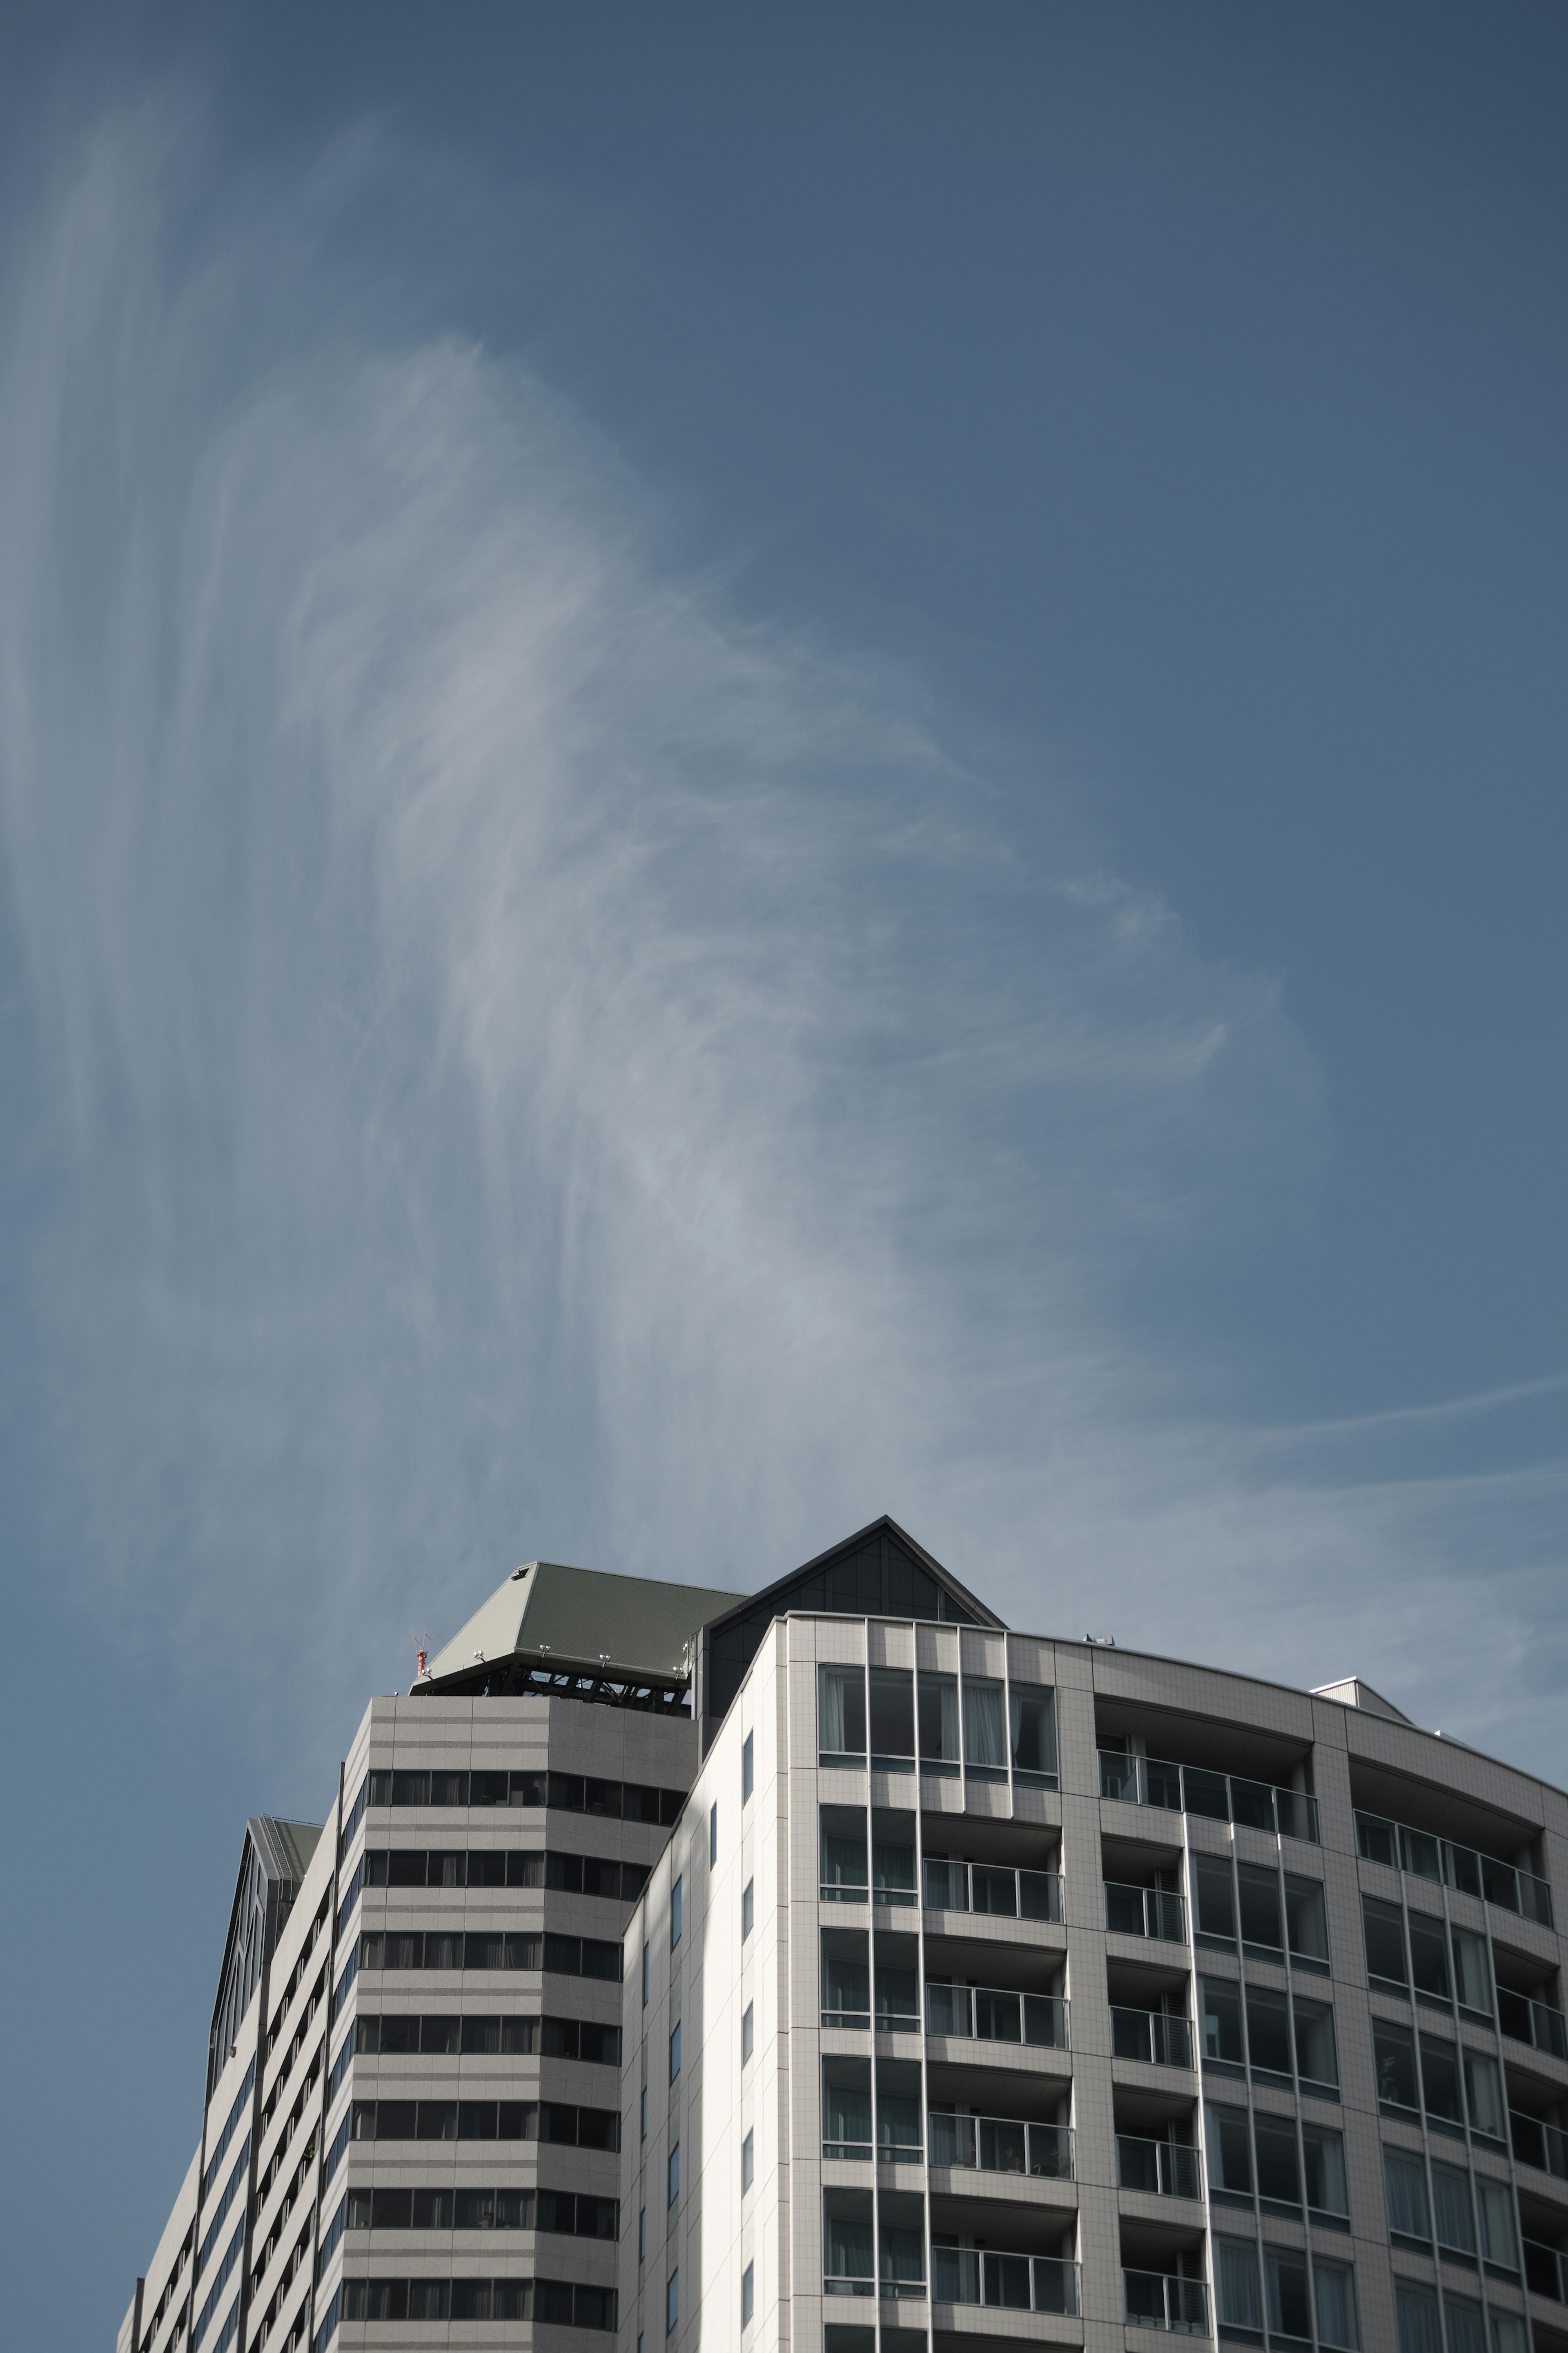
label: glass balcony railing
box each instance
[1105,1882,1187,1943]
[1124,2270,1209,2334]
[931,2248,1080,2316]
[1110,2007,1195,2069]
[1355,1811,1554,1929]
[922,1860,1063,1922]
[924,1983,1068,2049]
[1100,1751,1319,1843]
[1524,2241,1568,2304]
[1511,2111,1568,2181]
[1116,2135,1203,2199]
[1497,1987,1568,2060]
[928,2113,1074,2180]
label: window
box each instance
[741,2261,754,2327]
[710,1806,717,1867]
[1205,2102,1253,2201]
[871,1809,916,1906]
[819,1666,866,1759]
[1200,1975,1245,2069]
[1462,2048,1506,2142]
[1237,1861,1284,1954]
[1254,2112,1301,2210]
[639,2209,646,2262]
[643,1943,649,2006]
[868,1668,915,1769]
[742,2129,754,2191]
[1430,2161,1476,2256]
[1313,2260,1359,2349]
[1266,2248,1312,2341]
[1474,2175,1516,2270]
[640,2086,648,2139]
[1285,1873,1330,1967]
[1192,1854,1236,1947]
[962,1676,1007,1777]
[671,1878,682,1949]
[1294,1995,1338,2090]
[1384,2146,1430,2244]
[1451,1927,1491,2018]
[742,1880,754,1940]
[1408,1907,1450,2001]
[1216,2239,1262,2331]
[1420,2031,1464,2131]
[666,2270,678,2335]
[820,1805,869,1901]
[668,2144,679,2206]
[742,1733,754,1802]
[742,2002,754,2063]
[669,2024,681,2082]
[1443,2298,1486,2353]
[1245,1983,1292,2082]
[1303,2123,1350,2220]
[1375,2018,1421,2113]
[1363,1894,1408,1988]
[1396,2282,1443,2353]
[822,1928,871,2027]
[1490,2316,1527,2353]
[822,2059,873,2158]
[916,1671,960,1774]
[1008,1681,1058,1786]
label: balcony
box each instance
[1101,1751,1319,1843]
[1111,2009,1195,2070]
[929,2112,1074,2181]
[1524,2240,1568,2302]
[1355,1811,1554,1929]
[931,2247,1080,2317]
[1513,2112,1568,2182]
[1117,2136,1202,2199]
[1124,2270,1209,2334]
[924,1859,1063,1923]
[1106,1882,1187,1943]
[925,1983,1068,2050]
[1499,1987,1568,2061]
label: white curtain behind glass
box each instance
[819,1668,847,1752]
[963,1680,1006,1768]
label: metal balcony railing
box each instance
[1116,2135,1203,2199]
[924,1983,1068,2050]
[1524,2241,1568,2304]
[923,1860,1063,1923]
[1110,2008,1194,2069]
[1100,1751,1319,1843]
[931,2248,1080,2316]
[1124,2270,1209,2334]
[1105,1882,1187,1943]
[1498,1987,1568,2060]
[928,2113,1074,2181]
[1511,2112,1568,2181]
[1355,1811,1554,1929]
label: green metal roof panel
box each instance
[423,1559,747,1691]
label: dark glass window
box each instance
[1192,1855,1237,1946]
[1200,1976,1245,2069]
[470,1771,509,1807]
[1237,1863,1283,1953]
[742,1734,754,1803]
[1408,1910,1450,2002]
[1254,2114,1301,2208]
[1362,1894,1408,1987]
[869,1669,915,1764]
[1373,2018,1420,2113]
[1245,1985,1293,2081]
[1418,2033,1463,2129]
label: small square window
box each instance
[742,2128,754,2192]
[742,1733,754,1803]
[671,1876,683,1949]
[666,2270,679,2334]
[742,1879,755,1940]
[741,2261,755,2326]
[668,2142,680,2206]
[742,2002,754,2063]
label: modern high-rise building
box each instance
[121,1521,1568,2353]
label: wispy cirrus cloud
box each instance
[0,106,1562,1786]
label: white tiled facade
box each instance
[621,1613,1568,2353]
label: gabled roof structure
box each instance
[695,1514,1004,1751]
[1312,1675,1413,1725]
[415,1560,746,1712]
[208,1816,322,2098]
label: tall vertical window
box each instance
[668,2144,679,2206]
[1394,2282,1441,2353]
[742,1880,754,1940]
[670,2024,681,2081]
[1008,1682,1058,1787]
[868,1669,915,1771]
[962,1677,1007,1778]
[741,2262,754,2327]
[639,2209,646,2261]
[818,1666,866,1760]
[742,1734,754,1803]
[710,1806,718,1867]
[1313,2261,1359,2349]
[1265,2250,1312,2343]
[642,1944,649,2006]
[671,1878,683,1949]
[742,2003,754,2064]
[641,2086,648,2139]
[666,2271,678,2335]
[916,1671,960,1775]
[742,2129,754,2192]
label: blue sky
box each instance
[0,5,1565,2340]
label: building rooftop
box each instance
[416,1558,747,1704]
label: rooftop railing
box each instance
[924,1983,1068,2050]
[929,2113,1074,2181]
[1510,2111,1568,2182]
[1355,1812,1553,1930]
[1105,1882,1187,1943]
[1497,1987,1568,2061]
[923,1860,1063,1923]
[1116,2136,1202,2199]
[931,2248,1080,2317]
[1100,1751,1319,1843]
[1124,2270,1209,2334]
[1110,2007,1194,2069]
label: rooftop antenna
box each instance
[412,1626,430,1678]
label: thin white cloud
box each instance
[0,108,1561,1793]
